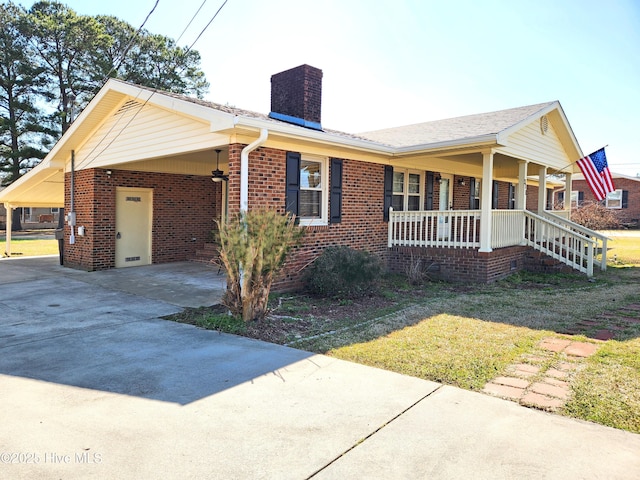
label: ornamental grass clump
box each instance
[216,209,304,322]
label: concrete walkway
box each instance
[1,256,639,479]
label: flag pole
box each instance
[545,145,609,178]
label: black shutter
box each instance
[383,165,393,221]
[578,191,584,205]
[469,177,476,209]
[492,180,499,209]
[285,152,301,216]
[622,190,629,209]
[426,172,434,210]
[330,158,343,223]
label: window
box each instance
[392,170,423,211]
[570,191,581,208]
[472,180,481,209]
[287,154,328,225]
[51,207,59,213]
[300,158,323,218]
[606,189,623,209]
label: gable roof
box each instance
[0,79,583,207]
[358,102,557,148]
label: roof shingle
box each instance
[357,102,556,147]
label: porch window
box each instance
[605,189,622,209]
[392,170,423,211]
[472,180,481,209]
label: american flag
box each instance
[576,148,615,201]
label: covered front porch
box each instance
[384,147,608,282]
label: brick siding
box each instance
[388,245,530,283]
[64,169,221,270]
[573,178,640,225]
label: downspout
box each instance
[240,128,268,212]
[68,150,76,245]
[237,128,268,303]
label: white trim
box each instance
[298,154,329,226]
[605,189,623,209]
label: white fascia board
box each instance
[392,134,499,156]
[234,116,500,157]
[234,116,395,155]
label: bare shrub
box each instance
[571,202,620,230]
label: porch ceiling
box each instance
[389,150,553,182]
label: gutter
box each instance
[234,116,499,158]
[239,128,268,212]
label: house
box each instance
[567,172,640,228]
[0,64,607,286]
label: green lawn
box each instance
[0,237,58,257]
[606,235,640,266]
[320,237,640,433]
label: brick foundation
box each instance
[388,245,530,283]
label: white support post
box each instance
[564,172,572,213]
[516,160,528,210]
[4,203,12,256]
[479,150,494,253]
[538,166,547,213]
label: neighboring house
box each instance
[0,188,60,229]
[0,64,604,286]
[567,172,640,227]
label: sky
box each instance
[17,0,640,176]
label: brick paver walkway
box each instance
[483,302,640,410]
[482,338,599,411]
[559,303,640,341]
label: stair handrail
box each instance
[540,211,609,271]
[523,210,596,276]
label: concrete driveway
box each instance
[1,256,639,479]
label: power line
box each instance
[99,0,161,88]
[174,0,208,45]
[111,0,160,75]
[76,0,230,170]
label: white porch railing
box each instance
[388,208,600,276]
[540,210,609,271]
[387,209,480,248]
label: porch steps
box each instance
[524,250,575,275]
[190,242,221,266]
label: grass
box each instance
[0,237,58,257]
[168,230,640,434]
[564,338,640,433]
[607,236,640,266]
[331,314,545,390]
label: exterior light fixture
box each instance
[458,178,466,186]
[211,149,228,182]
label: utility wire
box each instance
[174,0,208,46]
[77,0,230,169]
[110,0,160,76]
[97,0,161,89]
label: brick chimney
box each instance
[269,64,323,130]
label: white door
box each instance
[115,188,152,268]
[437,174,453,240]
